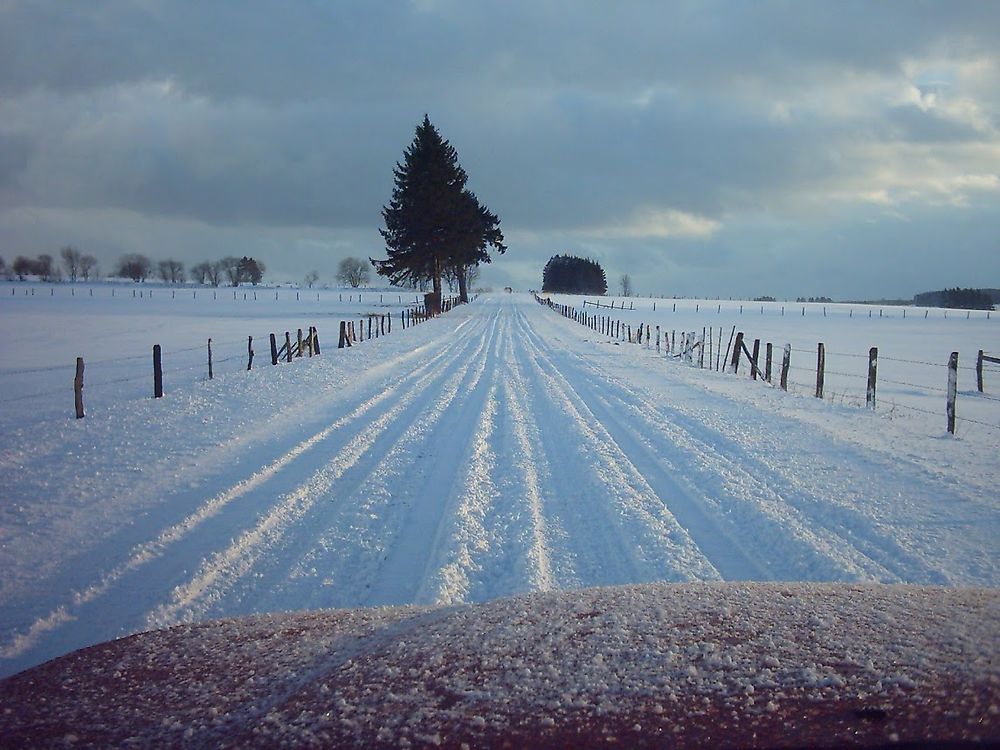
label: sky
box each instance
[1,1,998,299]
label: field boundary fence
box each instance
[2,295,464,420]
[535,293,1000,436]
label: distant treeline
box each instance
[914,288,998,310]
[1,249,266,287]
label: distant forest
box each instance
[914,288,998,310]
[542,255,608,295]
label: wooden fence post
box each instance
[153,345,163,397]
[977,350,984,392]
[285,332,293,362]
[296,328,304,357]
[247,336,254,371]
[751,338,760,380]
[339,321,349,348]
[867,347,878,410]
[313,327,321,355]
[656,325,661,352]
[947,351,958,434]
[765,343,773,383]
[74,357,85,418]
[722,326,735,372]
[815,342,825,399]
[208,339,214,380]
[270,333,279,365]
[730,332,744,374]
[780,344,790,391]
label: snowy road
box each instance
[1,294,996,676]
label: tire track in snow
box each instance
[353,307,508,607]
[0,312,491,662]
[250,307,506,612]
[528,305,951,583]
[145,308,504,626]
[624,402,959,584]
[506,307,719,585]
[418,302,558,604]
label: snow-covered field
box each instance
[0,289,997,679]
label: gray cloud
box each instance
[0,1,998,297]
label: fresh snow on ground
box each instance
[0,290,997,678]
[1,583,996,747]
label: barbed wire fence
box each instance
[536,293,1000,437]
[1,294,468,422]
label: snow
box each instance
[0,288,997,683]
[0,583,996,746]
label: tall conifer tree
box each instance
[374,116,468,307]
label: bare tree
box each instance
[206,261,223,287]
[13,256,33,280]
[466,263,481,290]
[189,261,211,284]
[158,259,185,284]
[116,254,152,282]
[220,256,243,287]
[304,270,319,288]
[620,273,633,297]
[37,254,56,281]
[0,255,7,280]
[60,246,82,281]
[336,257,370,288]
[80,254,98,281]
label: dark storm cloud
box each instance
[0,1,997,296]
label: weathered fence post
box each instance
[723,327,736,372]
[270,333,279,365]
[656,325,661,352]
[730,332,744,374]
[867,347,878,410]
[751,338,761,380]
[780,344,790,391]
[74,357,85,418]
[313,327,321,355]
[247,336,254,371]
[947,351,958,434]
[815,342,825,399]
[339,321,350,348]
[977,350,984,393]
[765,343,773,383]
[285,332,293,362]
[208,339,214,380]
[153,345,163,397]
[297,328,304,358]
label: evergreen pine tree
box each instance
[374,116,468,310]
[542,254,607,295]
[446,190,506,303]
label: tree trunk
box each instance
[456,267,469,304]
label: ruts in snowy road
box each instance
[1,294,996,677]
